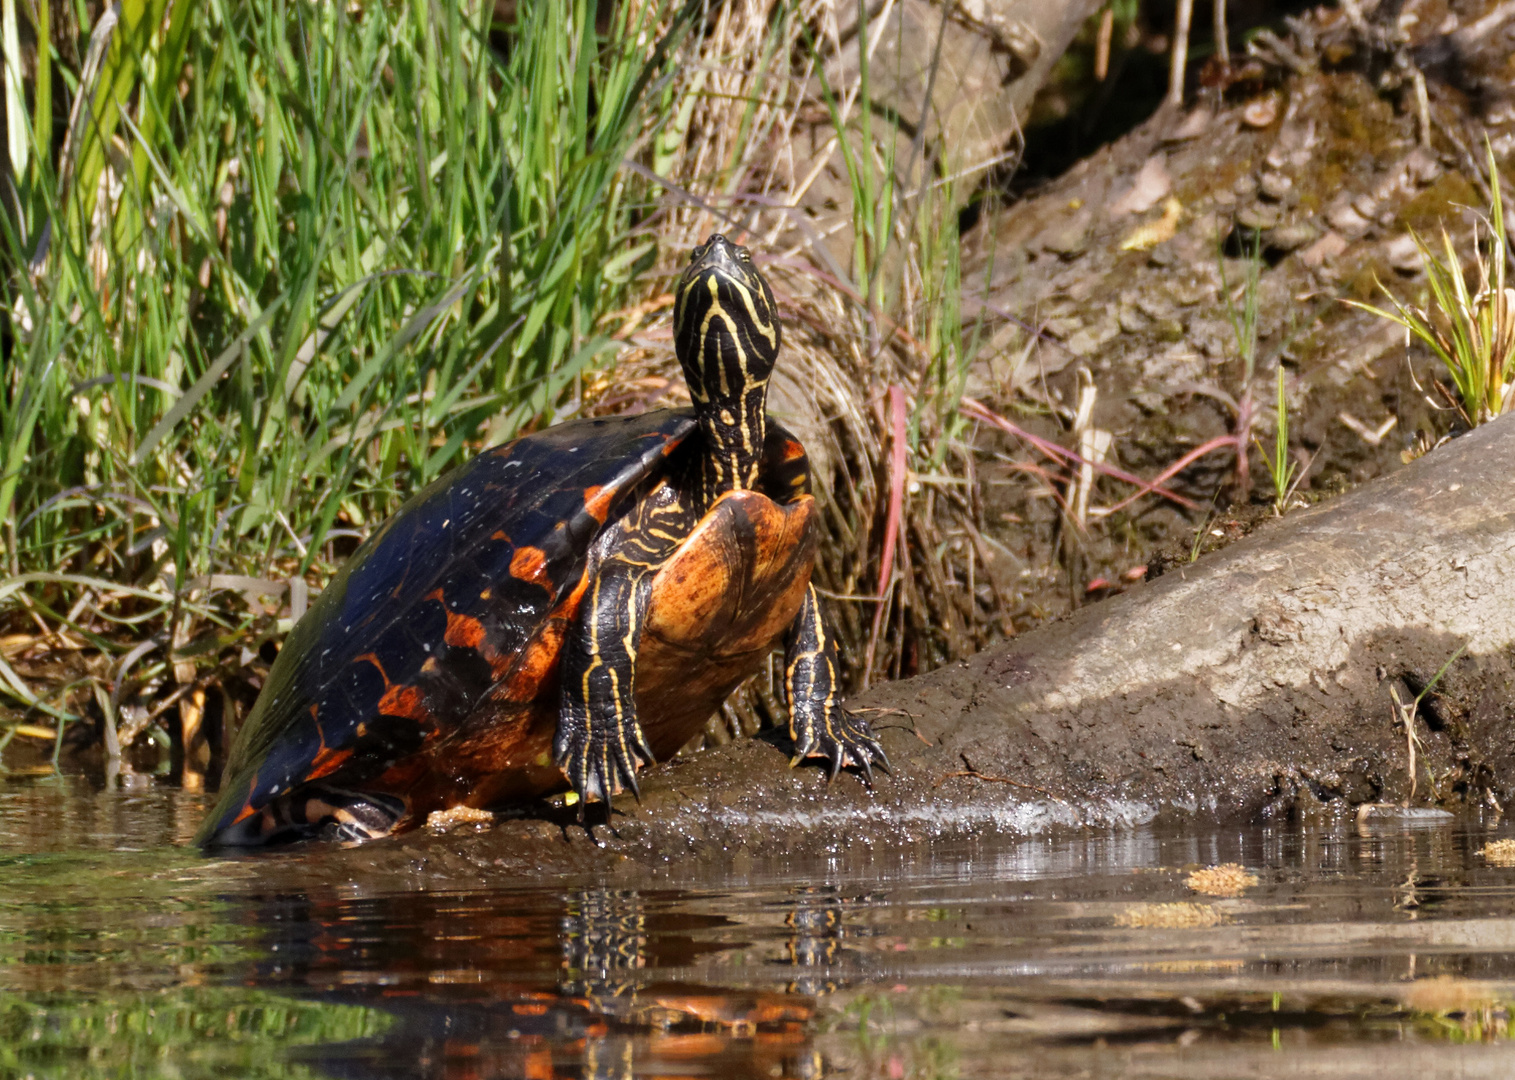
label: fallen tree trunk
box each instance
[315,416,1515,882]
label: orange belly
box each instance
[387,490,817,821]
[637,490,817,759]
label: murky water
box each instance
[6,774,1515,1078]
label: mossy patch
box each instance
[1396,171,1481,233]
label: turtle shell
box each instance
[195,409,698,845]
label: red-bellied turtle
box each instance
[196,234,887,846]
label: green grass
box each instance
[1,0,701,723]
[1346,141,1513,429]
[1255,363,1300,515]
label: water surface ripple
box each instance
[5,776,1515,1078]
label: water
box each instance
[5,774,1515,1078]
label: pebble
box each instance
[1325,203,1371,238]
[1384,233,1423,273]
[1242,93,1282,127]
[1146,243,1178,267]
[1258,172,1293,201]
[1267,222,1319,252]
[1118,305,1151,333]
[1237,203,1280,230]
[1043,213,1092,257]
[1300,230,1349,267]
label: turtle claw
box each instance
[791,704,888,787]
[555,701,652,816]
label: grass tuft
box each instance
[1346,141,1514,429]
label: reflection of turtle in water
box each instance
[197,235,888,846]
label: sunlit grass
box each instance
[0,0,700,722]
[1346,142,1514,430]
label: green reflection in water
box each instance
[0,988,390,1080]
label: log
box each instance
[308,417,1515,883]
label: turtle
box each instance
[195,234,888,847]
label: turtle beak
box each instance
[685,234,747,279]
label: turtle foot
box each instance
[554,700,654,814]
[791,705,890,784]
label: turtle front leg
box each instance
[784,583,890,781]
[556,554,657,808]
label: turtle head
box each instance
[673,234,780,490]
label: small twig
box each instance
[1249,29,1312,75]
[1167,0,1193,107]
[1096,434,1236,516]
[1450,0,1515,51]
[1214,0,1230,67]
[1388,683,1421,801]
[1387,646,1466,804]
[851,705,932,744]
[1411,68,1431,148]
[938,754,1071,806]
[1337,0,1370,34]
[1095,7,1114,81]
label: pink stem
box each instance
[959,397,1201,512]
[865,386,909,684]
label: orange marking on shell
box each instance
[495,572,589,702]
[353,652,392,687]
[782,440,805,461]
[307,746,353,780]
[545,570,591,629]
[491,530,510,543]
[510,546,550,584]
[444,610,487,651]
[379,683,432,723]
[512,1003,550,1017]
[500,624,565,703]
[424,588,498,662]
[480,587,492,600]
[523,1049,555,1080]
[582,484,614,523]
[231,772,260,825]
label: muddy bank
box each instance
[254,417,1515,885]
